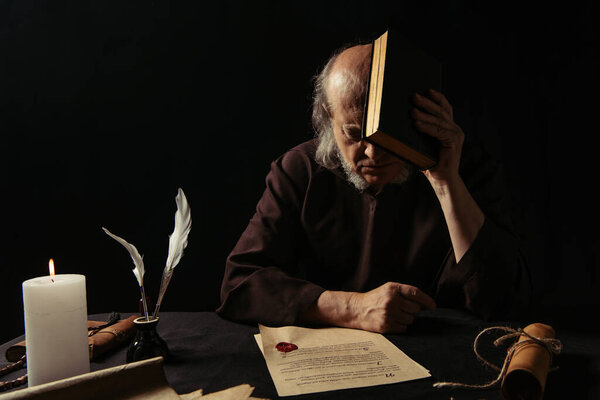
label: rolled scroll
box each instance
[501,323,556,400]
[5,316,137,363]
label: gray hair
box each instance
[311,45,352,169]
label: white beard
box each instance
[336,148,413,192]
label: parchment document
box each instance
[257,324,430,397]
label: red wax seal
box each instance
[275,342,298,353]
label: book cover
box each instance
[362,29,442,170]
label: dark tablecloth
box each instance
[1,309,598,399]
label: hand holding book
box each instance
[410,89,465,187]
[362,29,485,260]
[411,89,485,262]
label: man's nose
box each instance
[363,140,383,160]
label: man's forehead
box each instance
[334,44,372,72]
[327,44,372,111]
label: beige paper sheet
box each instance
[180,384,260,400]
[257,324,430,397]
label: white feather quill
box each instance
[102,227,150,320]
[153,188,192,318]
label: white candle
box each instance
[22,260,90,386]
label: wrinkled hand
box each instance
[349,282,436,333]
[411,89,464,187]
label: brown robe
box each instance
[217,139,531,325]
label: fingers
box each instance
[411,90,462,143]
[389,305,416,324]
[394,296,421,316]
[378,282,436,312]
[426,89,454,120]
[411,107,455,133]
[414,120,463,144]
[412,89,453,121]
[375,298,424,334]
[356,282,437,334]
[412,106,464,148]
[395,283,437,311]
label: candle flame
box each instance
[49,259,55,277]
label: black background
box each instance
[1,0,598,344]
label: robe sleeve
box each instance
[434,142,533,321]
[216,149,325,325]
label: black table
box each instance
[1,309,598,399]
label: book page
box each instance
[366,35,381,136]
[257,324,430,397]
[373,30,388,132]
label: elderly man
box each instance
[216,43,531,333]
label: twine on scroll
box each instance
[433,326,562,390]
